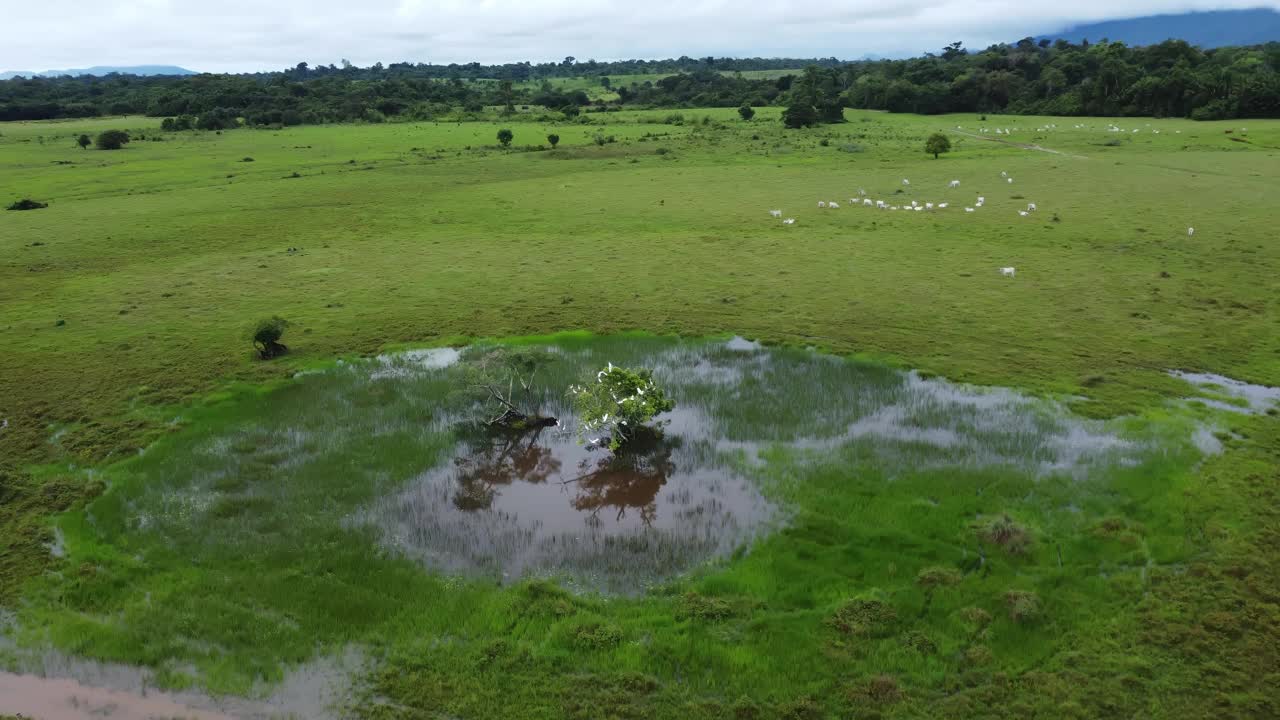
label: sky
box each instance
[3,0,1279,73]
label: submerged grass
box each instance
[2,108,1279,717]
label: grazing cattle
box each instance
[965,207,975,212]
[859,188,867,196]
[911,201,918,207]
[829,201,840,209]
[1188,227,1195,236]
[818,201,826,208]
[978,196,985,203]
[1007,178,1014,184]
[876,201,886,208]
[769,210,782,218]
[925,203,934,209]
[949,180,960,188]
[938,203,948,209]
[914,206,923,212]
[783,218,796,225]
[1019,211,1029,217]
[1027,203,1036,211]
[1001,267,1016,277]
[864,199,874,207]
[1001,171,1007,177]
[902,179,910,186]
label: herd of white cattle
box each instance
[769,170,1197,278]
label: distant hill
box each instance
[1038,8,1280,48]
[0,65,197,80]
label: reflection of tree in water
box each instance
[568,432,678,526]
[451,424,561,511]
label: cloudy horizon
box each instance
[4,0,1279,74]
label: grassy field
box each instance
[2,108,1279,718]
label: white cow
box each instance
[938,203,948,209]
[769,210,782,218]
[978,196,985,203]
[949,180,960,188]
[965,207,975,213]
[1001,171,1008,178]
[1027,203,1036,211]
[902,179,910,186]
[914,206,923,212]
[1001,267,1016,277]
[1188,227,1195,236]
[818,201,827,208]
[863,199,874,207]
[829,201,840,209]
[783,218,796,225]
[1007,178,1014,184]
[1019,211,1029,217]
[925,203,934,209]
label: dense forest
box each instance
[2,39,1277,125]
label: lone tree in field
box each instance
[547,133,560,149]
[95,129,130,150]
[251,316,289,359]
[738,105,755,121]
[497,128,514,147]
[926,133,952,159]
[571,364,675,451]
[76,134,91,150]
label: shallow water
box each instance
[1171,370,1280,414]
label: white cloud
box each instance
[2,0,1277,73]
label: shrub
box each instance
[571,365,674,450]
[251,316,289,359]
[572,621,623,650]
[916,566,963,589]
[1004,590,1042,623]
[546,133,560,148]
[497,128,514,147]
[974,513,1033,555]
[95,129,130,150]
[738,105,755,121]
[829,598,897,638]
[6,199,47,211]
[676,592,733,622]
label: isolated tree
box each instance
[561,105,580,119]
[781,102,818,129]
[460,346,558,428]
[76,134,91,150]
[925,132,952,159]
[251,316,289,359]
[738,105,755,121]
[571,365,675,451]
[95,129,130,150]
[497,128,514,147]
[547,133,560,149]
[498,79,515,114]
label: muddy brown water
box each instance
[0,671,235,720]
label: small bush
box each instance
[572,621,623,650]
[1004,590,1043,623]
[241,157,255,162]
[251,316,289,359]
[6,199,47,211]
[497,128,514,147]
[916,566,962,589]
[676,592,733,622]
[974,513,1033,555]
[829,598,897,638]
[655,147,670,155]
[819,138,830,146]
[95,129,130,150]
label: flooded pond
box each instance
[89,335,1164,594]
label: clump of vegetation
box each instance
[974,513,1034,555]
[546,133,560,149]
[738,105,755,121]
[902,630,937,655]
[6,199,47,211]
[676,592,733,622]
[1004,589,1043,623]
[829,597,898,638]
[95,129,130,150]
[496,128,514,147]
[572,621,623,650]
[850,675,904,705]
[571,364,674,450]
[926,132,952,158]
[76,134,90,150]
[250,316,289,359]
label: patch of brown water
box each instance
[0,671,235,720]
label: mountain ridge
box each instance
[1037,8,1280,48]
[0,65,197,80]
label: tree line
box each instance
[1,39,1276,126]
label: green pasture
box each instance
[1,107,1278,718]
